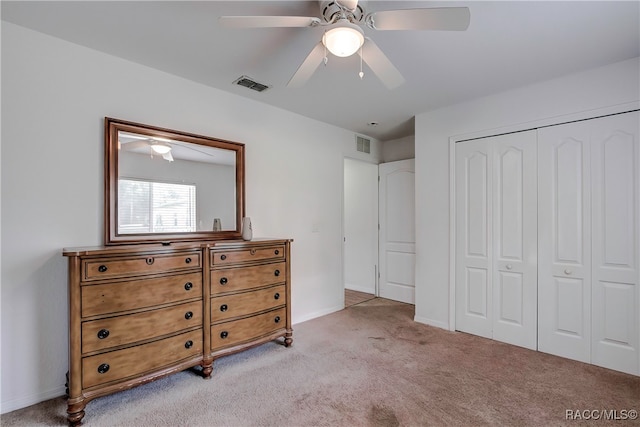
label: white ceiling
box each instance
[2,1,639,141]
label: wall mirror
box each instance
[105,117,245,245]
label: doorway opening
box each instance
[343,157,378,308]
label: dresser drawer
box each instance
[211,307,286,351]
[211,285,285,322]
[82,251,201,281]
[211,262,286,295]
[211,245,285,266]
[82,329,202,389]
[82,272,202,317]
[82,301,203,353]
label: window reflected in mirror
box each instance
[118,179,197,234]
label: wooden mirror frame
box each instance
[105,117,245,245]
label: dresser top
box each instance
[63,238,292,257]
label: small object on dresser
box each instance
[212,218,222,231]
[241,217,252,240]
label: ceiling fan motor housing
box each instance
[320,1,365,23]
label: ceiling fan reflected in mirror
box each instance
[119,133,175,162]
[219,0,470,89]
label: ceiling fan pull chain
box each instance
[359,46,364,80]
[323,33,328,66]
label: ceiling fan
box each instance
[120,136,175,162]
[219,1,470,89]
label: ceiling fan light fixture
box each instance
[322,21,364,57]
[150,142,172,155]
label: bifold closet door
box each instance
[492,133,538,349]
[455,131,537,350]
[539,111,639,375]
[538,122,592,363]
[456,138,493,339]
[590,112,639,375]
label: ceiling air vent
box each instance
[233,75,270,92]
[356,135,371,154]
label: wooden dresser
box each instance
[63,239,292,426]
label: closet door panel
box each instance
[591,112,639,375]
[492,132,537,350]
[456,141,493,338]
[555,277,586,334]
[538,123,592,362]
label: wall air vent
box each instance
[356,135,371,154]
[233,75,270,92]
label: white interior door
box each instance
[343,158,378,295]
[538,122,592,363]
[590,112,639,375]
[455,132,537,349]
[379,159,415,304]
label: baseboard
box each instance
[414,315,450,331]
[344,284,375,294]
[1,385,66,414]
[292,305,344,325]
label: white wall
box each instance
[0,22,377,413]
[414,56,640,329]
[381,135,415,163]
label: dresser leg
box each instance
[67,397,86,426]
[201,357,213,379]
[284,331,293,347]
[67,408,85,426]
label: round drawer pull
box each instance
[98,265,108,273]
[220,331,229,339]
[184,340,193,349]
[250,249,256,255]
[275,249,280,255]
[220,277,228,285]
[274,293,280,300]
[184,282,193,291]
[274,316,281,324]
[220,254,227,260]
[220,304,228,312]
[145,257,154,265]
[184,311,193,320]
[185,257,192,264]
[97,363,110,374]
[274,269,280,277]
[97,329,110,340]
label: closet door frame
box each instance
[449,101,639,331]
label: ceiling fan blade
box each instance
[367,7,470,31]
[287,42,325,88]
[120,140,149,150]
[219,16,321,28]
[360,38,405,89]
